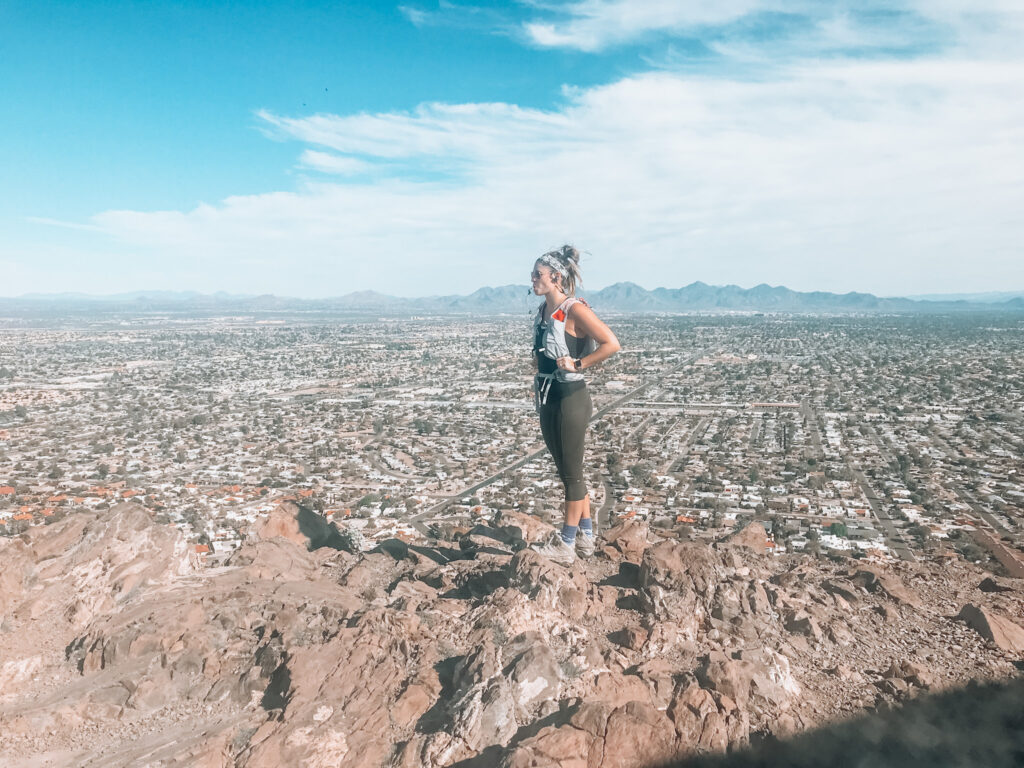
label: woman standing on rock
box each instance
[530,245,620,566]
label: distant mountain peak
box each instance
[6,284,1024,314]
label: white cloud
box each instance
[66,56,1024,298]
[398,5,429,27]
[298,150,374,176]
[516,0,1024,53]
[522,0,774,51]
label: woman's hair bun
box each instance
[558,245,580,264]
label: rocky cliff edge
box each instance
[0,503,1021,767]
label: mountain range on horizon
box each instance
[7,282,1024,314]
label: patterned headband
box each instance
[537,253,568,279]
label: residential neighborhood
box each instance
[1,310,1022,576]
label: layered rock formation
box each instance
[0,507,1021,767]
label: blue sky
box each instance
[3,0,1023,297]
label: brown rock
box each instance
[696,653,753,707]
[603,519,650,562]
[823,578,862,604]
[710,582,743,621]
[389,579,438,612]
[558,587,588,620]
[454,641,503,691]
[979,576,1020,593]
[957,603,1024,652]
[721,522,768,553]
[602,701,677,768]
[884,660,935,689]
[251,501,346,551]
[610,626,648,651]
[670,681,718,743]
[634,658,677,709]
[639,540,719,598]
[453,677,519,751]
[746,581,772,614]
[784,610,823,643]
[504,725,593,768]
[588,671,656,709]
[508,644,562,718]
[827,664,857,681]
[493,509,557,545]
[851,566,921,608]
[393,683,434,729]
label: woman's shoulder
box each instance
[565,296,594,318]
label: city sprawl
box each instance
[2,311,1022,576]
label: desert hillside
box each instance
[1,502,1021,767]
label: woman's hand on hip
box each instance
[556,356,577,372]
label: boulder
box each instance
[979,576,1020,593]
[957,604,1024,652]
[602,701,677,768]
[610,626,648,651]
[851,567,921,608]
[639,541,720,599]
[603,519,650,562]
[696,652,754,708]
[507,643,562,719]
[452,677,518,752]
[493,510,556,545]
[784,610,823,643]
[884,659,936,690]
[504,725,593,768]
[251,501,346,551]
[721,522,768,553]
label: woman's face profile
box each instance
[531,263,558,295]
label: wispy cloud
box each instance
[522,0,774,52]
[398,5,430,27]
[495,0,1024,58]
[298,150,374,176]
[75,56,1024,297]
[26,216,105,233]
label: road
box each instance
[801,400,825,461]
[748,415,761,453]
[848,464,917,562]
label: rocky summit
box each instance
[1,503,1022,767]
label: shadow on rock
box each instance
[661,676,1024,768]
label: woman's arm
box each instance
[556,303,620,372]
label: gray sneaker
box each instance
[532,533,577,566]
[576,532,596,558]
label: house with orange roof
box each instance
[41,508,54,517]
[13,512,33,521]
[0,486,15,495]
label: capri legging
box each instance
[539,380,593,501]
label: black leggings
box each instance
[539,380,593,502]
